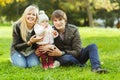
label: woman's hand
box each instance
[29,35,44,44]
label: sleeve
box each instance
[65,28,82,57]
[12,23,29,51]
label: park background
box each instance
[0,0,120,80]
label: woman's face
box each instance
[26,10,37,26]
[53,18,66,32]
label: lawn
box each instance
[0,25,120,80]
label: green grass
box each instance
[0,26,120,80]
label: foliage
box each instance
[0,26,120,80]
[0,0,25,6]
[0,0,13,6]
[0,0,120,27]
[0,1,27,21]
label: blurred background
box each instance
[0,0,120,28]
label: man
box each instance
[36,9,108,73]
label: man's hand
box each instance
[35,44,63,57]
[47,46,63,57]
[35,44,54,55]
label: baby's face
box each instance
[40,20,49,27]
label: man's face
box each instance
[53,18,66,31]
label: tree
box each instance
[0,0,120,28]
[84,0,93,27]
[0,0,13,6]
[94,0,119,27]
[0,0,26,22]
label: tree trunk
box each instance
[85,0,94,27]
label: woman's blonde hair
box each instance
[16,5,39,41]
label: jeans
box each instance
[56,44,100,69]
[56,54,80,66]
[10,51,40,68]
[78,44,100,69]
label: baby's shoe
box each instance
[53,60,60,68]
[49,62,54,68]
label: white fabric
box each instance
[38,10,49,23]
[34,24,54,45]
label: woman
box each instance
[36,10,108,73]
[10,5,42,68]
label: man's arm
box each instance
[35,44,63,57]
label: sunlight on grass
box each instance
[0,26,120,80]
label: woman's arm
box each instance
[12,23,43,51]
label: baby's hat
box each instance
[38,10,49,23]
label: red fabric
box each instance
[40,52,54,68]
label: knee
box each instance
[89,44,97,49]
[17,63,27,68]
[28,61,40,67]
[10,54,27,68]
[27,58,40,68]
[61,55,72,62]
[57,55,72,63]
[12,61,27,68]
[58,55,79,65]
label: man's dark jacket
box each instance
[54,24,82,58]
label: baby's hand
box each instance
[40,31,46,36]
[52,30,58,38]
